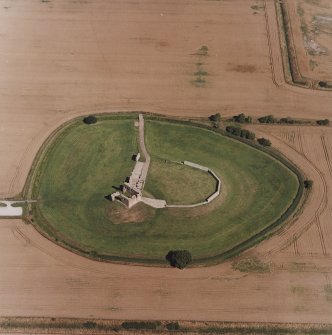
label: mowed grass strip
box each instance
[144,120,299,258]
[32,118,299,262]
[144,159,217,205]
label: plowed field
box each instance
[0,0,332,326]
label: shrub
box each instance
[121,321,161,330]
[166,250,192,269]
[257,138,271,146]
[246,115,252,123]
[166,322,181,331]
[258,115,277,124]
[240,129,256,140]
[226,126,255,140]
[319,81,327,88]
[198,45,209,55]
[82,321,97,329]
[209,113,221,122]
[246,131,256,140]
[233,113,252,124]
[304,180,313,189]
[280,117,296,124]
[209,113,221,128]
[83,115,97,124]
[226,125,241,136]
[316,119,329,126]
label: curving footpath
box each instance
[116,115,221,209]
[137,113,151,189]
[137,115,221,208]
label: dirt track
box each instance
[0,0,332,323]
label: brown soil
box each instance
[1,0,332,325]
[228,64,257,73]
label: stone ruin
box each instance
[108,114,221,209]
[109,114,149,208]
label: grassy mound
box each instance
[29,115,300,264]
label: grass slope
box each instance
[31,117,299,263]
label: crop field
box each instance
[255,125,332,258]
[28,117,299,262]
[1,0,332,330]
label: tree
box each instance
[316,119,329,126]
[280,117,295,124]
[233,113,252,124]
[246,115,253,124]
[226,125,241,136]
[166,250,192,269]
[82,321,97,329]
[209,113,221,122]
[198,45,209,56]
[304,180,313,189]
[226,126,255,140]
[166,322,180,331]
[257,138,271,146]
[209,113,221,128]
[247,131,256,140]
[83,115,97,125]
[258,115,277,124]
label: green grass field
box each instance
[30,116,300,263]
[144,159,217,204]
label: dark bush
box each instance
[316,119,329,126]
[304,180,313,189]
[226,126,255,140]
[280,117,296,124]
[319,81,327,88]
[83,115,97,124]
[257,138,271,146]
[240,129,255,140]
[246,131,256,140]
[233,113,252,124]
[258,115,277,124]
[166,250,192,269]
[226,125,241,136]
[121,321,161,330]
[246,115,252,124]
[166,322,180,331]
[82,321,97,329]
[209,113,221,128]
[209,113,221,122]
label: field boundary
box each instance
[23,112,305,267]
[1,317,332,334]
[273,0,332,90]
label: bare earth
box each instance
[0,0,332,323]
[287,0,332,81]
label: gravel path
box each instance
[138,113,150,189]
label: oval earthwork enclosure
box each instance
[25,113,303,265]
